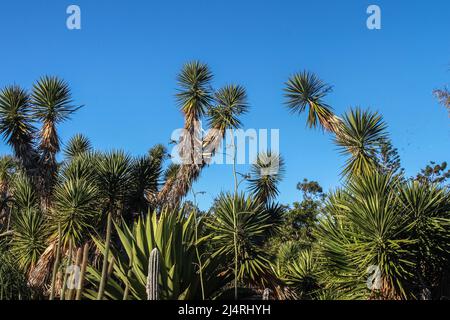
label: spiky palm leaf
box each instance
[11,208,48,271]
[208,84,249,130]
[11,172,38,210]
[207,193,275,287]
[0,86,37,172]
[0,245,33,299]
[31,76,80,155]
[284,71,339,131]
[335,108,388,178]
[63,133,92,160]
[316,172,415,299]
[176,61,213,129]
[399,181,450,296]
[248,152,285,203]
[85,208,228,300]
[95,150,134,217]
[130,146,166,213]
[52,178,99,246]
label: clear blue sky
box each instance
[0,0,449,210]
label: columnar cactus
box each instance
[49,223,61,300]
[75,243,89,300]
[146,248,160,300]
[97,212,112,300]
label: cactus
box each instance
[75,243,89,300]
[49,223,61,300]
[60,240,73,300]
[97,212,112,300]
[146,248,160,300]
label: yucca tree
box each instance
[10,207,47,272]
[95,150,134,220]
[0,156,17,227]
[284,71,341,132]
[51,178,99,247]
[0,244,33,300]
[31,76,81,203]
[272,245,321,299]
[158,81,249,207]
[316,172,415,299]
[133,144,166,212]
[207,193,276,292]
[335,108,389,178]
[63,133,92,160]
[399,181,450,299]
[0,86,38,174]
[248,152,285,204]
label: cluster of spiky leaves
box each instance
[85,207,229,300]
[316,172,450,299]
[206,193,277,288]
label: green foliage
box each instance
[11,208,47,271]
[208,85,249,130]
[284,71,336,131]
[177,61,213,125]
[64,134,92,159]
[335,108,389,178]
[207,193,275,287]
[0,244,33,300]
[416,161,450,185]
[51,177,99,247]
[85,208,228,300]
[248,153,285,204]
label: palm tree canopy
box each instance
[63,134,92,159]
[335,107,389,178]
[248,152,285,203]
[176,61,213,128]
[208,84,249,130]
[0,86,37,166]
[284,71,336,131]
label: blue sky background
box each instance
[0,0,449,210]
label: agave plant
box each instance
[85,207,228,300]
